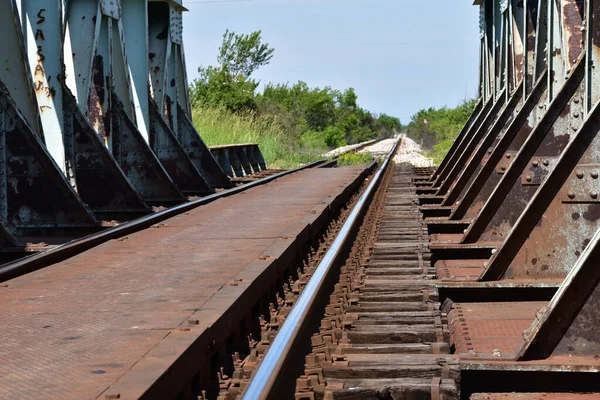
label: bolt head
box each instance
[532,161,539,167]
[505,153,511,159]
[592,171,599,179]
[577,170,585,179]
[525,175,532,182]
[568,191,576,199]
[592,191,599,199]
[543,160,550,166]
[500,166,506,171]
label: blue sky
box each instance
[182,0,480,124]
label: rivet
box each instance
[574,98,580,103]
[577,170,585,179]
[574,112,580,118]
[592,170,599,179]
[532,161,539,167]
[591,191,599,199]
[501,166,506,171]
[525,175,532,182]
[543,160,550,166]
[568,191,576,199]
[506,153,511,159]
[488,149,492,154]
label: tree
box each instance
[218,29,274,78]
[190,30,274,111]
[376,114,401,136]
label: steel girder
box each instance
[429,0,600,288]
[0,0,100,245]
[146,0,233,188]
[0,0,249,241]
[0,0,244,244]
[437,0,600,375]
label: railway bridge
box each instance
[1,1,600,399]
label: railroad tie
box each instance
[296,164,459,400]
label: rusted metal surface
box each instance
[449,70,549,223]
[148,98,213,195]
[0,81,97,234]
[429,98,495,189]
[210,144,268,178]
[147,1,233,189]
[441,84,523,206]
[110,94,185,204]
[63,88,151,219]
[480,94,600,281]
[0,166,368,400]
[448,302,544,355]
[435,90,508,197]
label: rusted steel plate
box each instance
[448,302,544,355]
[0,166,367,400]
[436,259,488,281]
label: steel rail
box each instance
[241,138,400,400]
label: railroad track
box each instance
[2,132,599,400]
[4,1,600,399]
[228,142,461,400]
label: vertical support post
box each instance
[20,0,68,177]
[121,0,150,138]
[0,0,42,136]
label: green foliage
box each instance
[256,81,397,146]
[337,153,374,166]
[189,66,258,112]
[426,139,454,165]
[190,29,404,167]
[322,126,347,148]
[406,99,477,159]
[377,114,402,136]
[218,29,274,78]
[193,107,323,169]
[189,29,274,112]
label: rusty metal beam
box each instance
[442,82,525,206]
[148,98,212,195]
[18,0,152,218]
[450,69,549,220]
[463,55,585,244]
[517,221,600,359]
[147,1,233,188]
[0,82,98,234]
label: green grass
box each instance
[423,139,453,165]
[337,152,375,166]
[192,107,326,169]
